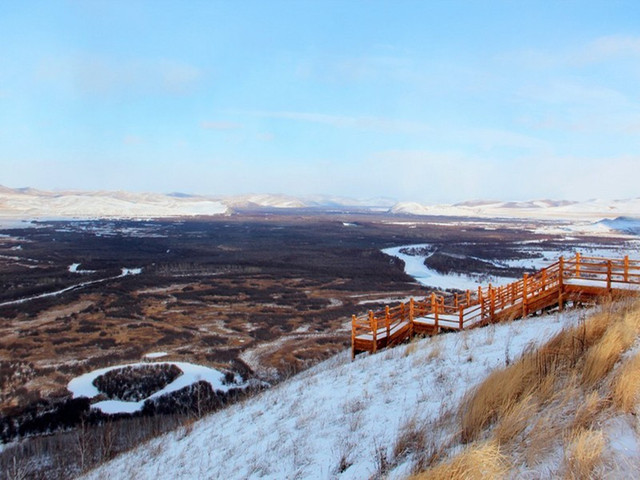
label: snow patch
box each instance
[68,361,244,414]
[121,267,142,276]
[144,352,168,359]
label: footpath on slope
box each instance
[352,253,640,357]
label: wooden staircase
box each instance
[352,254,640,358]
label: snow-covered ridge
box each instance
[0,186,228,219]
[2,184,639,222]
[391,198,640,221]
[0,185,395,219]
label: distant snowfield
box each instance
[1,184,640,222]
[0,187,228,219]
[82,309,587,480]
[68,361,244,414]
[0,186,390,220]
[391,198,640,222]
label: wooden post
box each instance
[558,256,564,311]
[385,305,391,341]
[431,292,439,326]
[575,252,581,278]
[351,314,357,359]
[466,289,471,306]
[489,285,495,321]
[454,293,459,308]
[522,274,529,317]
[459,304,464,330]
[479,286,485,318]
[409,298,415,337]
[624,255,629,283]
[607,260,612,292]
[370,310,377,353]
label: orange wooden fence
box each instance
[352,254,640,357]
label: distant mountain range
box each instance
[391,198,640,220]
[1,185,639,221]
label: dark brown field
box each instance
[0,212,630,420]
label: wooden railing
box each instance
[352,254,640,357]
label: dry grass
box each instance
[392,415,428,460]
[405,337,421,357]
[523,412,564,467]
[410,441,509,480]
[459,350,540,443]
[563,428,605,479]
[493,394,537,445]
[426,337,443,361]
[570,391,603,432]
[459,302,638,444]
[581,308,640,385]
[611,350,640,413]
[411,299,640,479]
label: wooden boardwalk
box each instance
[352,254,640,357]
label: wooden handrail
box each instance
[352,254,640,357]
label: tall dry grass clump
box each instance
[611,350,640,413]
[563,428,605,479]
[413,298,640,478]
[581,306,640,385]
[410,441,508,480]
[459,301,639,444]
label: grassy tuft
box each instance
[410,441,509,480]
[612,350,640,413]
[563,428,604,479]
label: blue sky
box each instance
[1,1,639,202]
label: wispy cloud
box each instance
[580,35,640,64]
[520,81,628,106]
[295,54,415,83]
[200,121,242,130]
[504,34,640,69]
[256,132,274,141]
[247,110,432,135]
[36,55,203,96]
[123,135,144,145]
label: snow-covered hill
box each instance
[2,184,639,222]
[0,186,394,220]
[391,198,640,221]
[0,187,228,219]
[82,310,585,480]
[598,217,640,236]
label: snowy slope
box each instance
[0,187,228,219]
[391,198,640,222]
[82,310,585,480]
[598,217,640,235]
[2,184,639,222]
[0,186,394,219]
